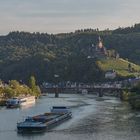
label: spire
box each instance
[98,36,103,48]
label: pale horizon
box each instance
[0,0,140,35]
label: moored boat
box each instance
[17,106,72,133]
[6,96,35,108]
[19,96,35,106]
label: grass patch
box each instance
[97,58,140,77]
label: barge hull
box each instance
[17,112,72,133]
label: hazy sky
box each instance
[0,0,140,34]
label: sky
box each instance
[0,0,140,34]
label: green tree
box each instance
[29,76,41,97]
[3,87,15,98]
[29,76,36,90]
[9,80,20,89]
[0,87,4,97]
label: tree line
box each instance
[0,24,140,83]
[0,76,41,99]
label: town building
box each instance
[105,70,116,79]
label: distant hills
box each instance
[0,24,140,83]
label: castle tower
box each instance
[96,36,107,57]
[98,36,103,49]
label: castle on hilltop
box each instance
[88,36,107,59]
[96,36,107,58]
[88,36,119,59]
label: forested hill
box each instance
[0,24,140,83]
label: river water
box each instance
[0,94,140,140]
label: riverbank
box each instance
[121,90,140,110]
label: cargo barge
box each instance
[17,106,72,133]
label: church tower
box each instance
[96,36,107,57]
[98,36,103,49]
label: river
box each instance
[0,94,140,140]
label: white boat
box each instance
[6,96,35,108]
[20,96,36,106]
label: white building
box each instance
[105,70,116,79]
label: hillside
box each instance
[0,24,140,83]
[97,58,140,78]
